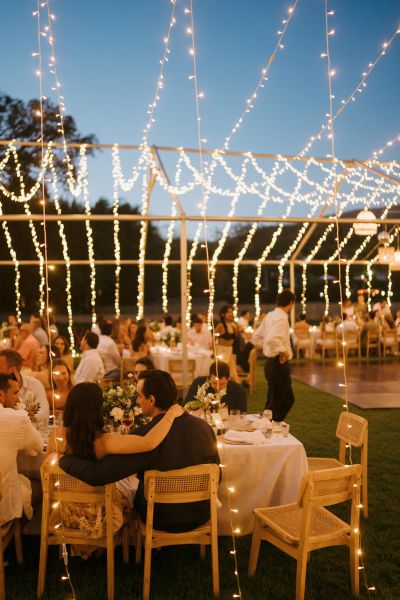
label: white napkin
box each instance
[224,429,267,445]
[251,418,272,431]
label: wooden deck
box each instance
[291,361,400,409]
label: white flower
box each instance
[110,407,124,421]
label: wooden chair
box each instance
[381,330,398,357]
[0,478,24,600]
[135,464,220,600]
[295,330,312,361]
[318,331,337,363]
[339,330,361,363]
[168,358,196,388]
[248,465,362,600]
[307,411,368,518]
[237,347,257,395]
[119,357,137,387]
[37,460,129,600]
[214,345,232,363]
[366,329,381,360]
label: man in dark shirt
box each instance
[59,369,219,533]
[184,361,247,413]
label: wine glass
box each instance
[121,409,134,434]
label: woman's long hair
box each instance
[132,325,147,352]
[63,383,104,459]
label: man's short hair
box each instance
[277,289,295,307]
[240,309,249,317]
[138,369,177,410]
[84,331,99,349]
[0,348,22,370]
[368,310,376,319]
[135,356,155,370]
[0,372,18,392]
[164,315,173,327]
[209,361,230,379]
[99,320,113,336]
[191,316,201,325]
[342,313,348,321]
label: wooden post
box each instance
[289,261,295,325]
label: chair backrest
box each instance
[41,462,108,504]
[144,464,219,505]
[214,345,233,362]
[296,330,311,341]
[366,330,379,343]
[342,329,360,343]
[168,359,196,375]
[322,331,336,342]
[247,347,257,370]
[336,411,368,448]
[298,464,361,510]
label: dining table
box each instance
[216,421,308,536]
[150,345,213,378]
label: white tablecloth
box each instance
[150,346,213,378]
[217,433,308,536]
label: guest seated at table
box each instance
[319,314,335,333]
[32,344,61,391]
[127,320,137,346]
[0,372,43,526]
[14,323,40,369]
[74,331,104,385]
[294,313,310,332]
[59,370,219,533]
[343,298,355,320]
[238,309,251,331]
[132,325,152,360]
[29,314,49,347]
[53,335,74,373]
[6,314,19,347]
[381,314,396,333]
[360,311,379,345]
[395,310,400,338]
[133,356,155,382]
[159,315,178,341]
[47,359,73,413]
[98,319,121,380]
[187,317,212,350]
[0,349,49,438]
[185,361,247,414]
[336,313,359,337]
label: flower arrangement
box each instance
[16,390,40,417]
[163,331,181,347]
[184,379,227,416]
[102,384,149,428]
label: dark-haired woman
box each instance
[47,359,73,414]
[214,305,242,381]
[131,325,152,360]
[53,335,74,373]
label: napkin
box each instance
[224,429,267,445]
[251,418,272,431]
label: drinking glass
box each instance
[262,409,273,421]
[121,409,134,434]
[229,409,240,422]
[281,423,290,437]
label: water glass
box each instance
[230,409,240,421]
[262,409,273,421]
[281,423,290,437]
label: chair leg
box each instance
[14,521,23,564]
[210,534,219,597]
[143,535,153,600]
[37,536,49,598]
[350,534,360,595]
[248,526,262,577]
[295,551,308,600]
[106,546,114,600]
[200,544,206,560]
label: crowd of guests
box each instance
[293,297,400,356]
[0,306,256,538]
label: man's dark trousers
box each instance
[264,356,295,421]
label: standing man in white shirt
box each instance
[97,320,121,379]
[253,289,296,421]
[0,373,43,525]
[187,317,212,349]
[0,349,49,440]
[74,331,105,384]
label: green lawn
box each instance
[5,361,400,599]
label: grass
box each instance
[4,361,400,599]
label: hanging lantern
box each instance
[378,246,395,264]
[353,209,378,236]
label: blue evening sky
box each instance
[1,0,400,237]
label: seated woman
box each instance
[47,382,183,555]
[32,345,61,391]
[53,335,74,373]
[131,325,152,360]
[47,359,73,415]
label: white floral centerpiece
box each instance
[102,384,149,429]
[184,378,227,420]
